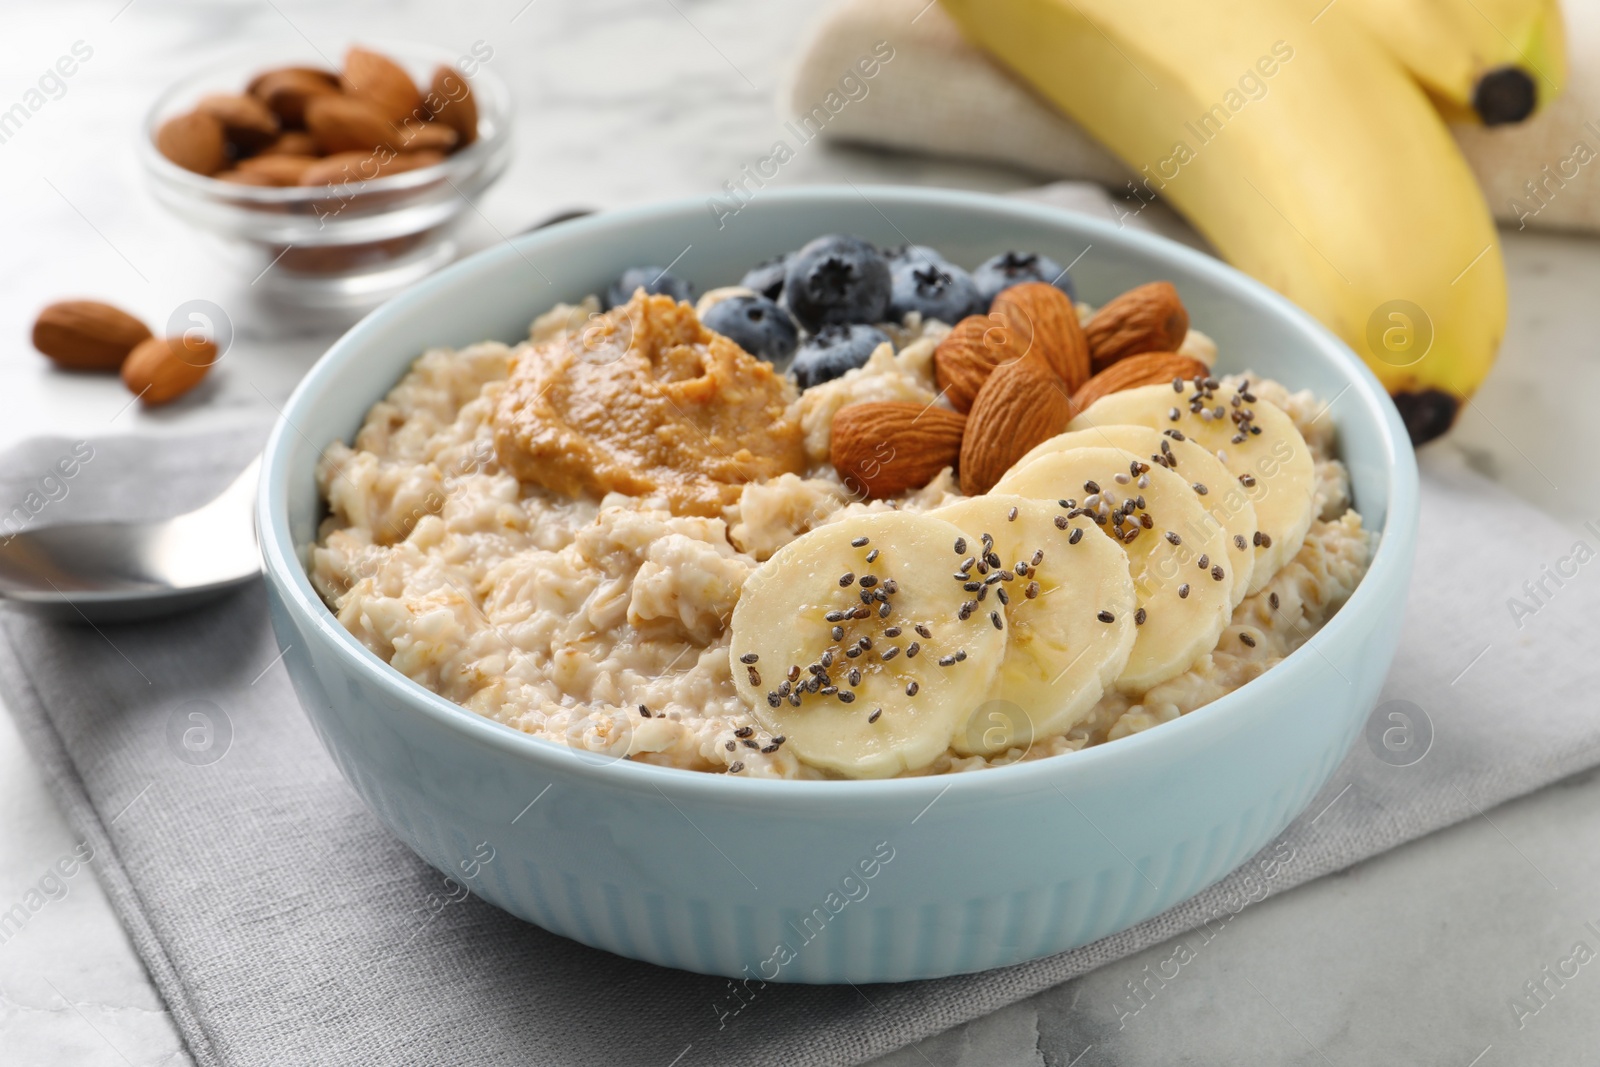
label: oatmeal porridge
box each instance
[311,239,1370,779]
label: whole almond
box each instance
[1069,352,1210,417]
[216,169,279,186]
[1085,282,1190,373]
[343,47,423,123]
[428,66,478,146]
[252,69,340,128]
[236,153,320,185]
[386,150,446,174]
[397,120,459,153]
[195,92,280,150]
[830,402,966,500]
[305,94,398,154]
[155,111,227,175]
[247,65,338,96]
[298,149,444,186]
[960,354,1074,496]
[32,301,152,371]
[991,282,1091,392]
[934,312,1023,414]
[258,131,319,156]
[121,336,218,405]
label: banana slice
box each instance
[730,510,1007,779]
[1068,380,1315,594]
[932,495,1135,755]
[994,447,1234,692]
[1009,425,1257,606]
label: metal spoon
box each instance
[0,456,260,624]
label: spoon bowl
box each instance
[0,457,261,623]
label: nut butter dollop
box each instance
[493,292,806,516]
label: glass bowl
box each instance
[139,42,513,311]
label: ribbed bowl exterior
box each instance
[259,188,1418,983]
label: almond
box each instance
[195,92,280,150]
[236,153,320,185]
[258,131,319,156]
[384,149,447,175]
[121,336,218,406]
[216,169,279,186]
[155,111,227,175]
[342,46,423,123]
[428,66,478,147]
[1069,352,1210,417]
[396,120,458,153]
[305,94,398,154]
[252,69,340,128]
[830,402,966,500]
[960,354,1074,496]
[298,149,445,186]
[990,282,1091,392]
[1084,281,1189,373]
[933,313,1022,414]
[32,301,152,371]
[247,65,338,96]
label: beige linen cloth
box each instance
[791,0,1600,235]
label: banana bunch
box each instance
[939,0,1565,443]
[1341,0,1567,125]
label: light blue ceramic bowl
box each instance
[258,186,1418,984]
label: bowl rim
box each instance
[258,184,1419,803]
[138,38,513,202]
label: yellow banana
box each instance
[940,0,1507,443]
[1337,0,1567,125]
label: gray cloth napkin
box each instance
[3,429,1599,1067]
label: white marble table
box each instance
[2,1,1599,1064]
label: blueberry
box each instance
[971,251,1075,306]
[883,244,949,269]
[886,259,983,324]
[603,266,695,310]
[701,294,799,363]
[790,324,892,390]
[782,234,891,332]
[740,254,791,301]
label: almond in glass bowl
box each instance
[140,42,511,313]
